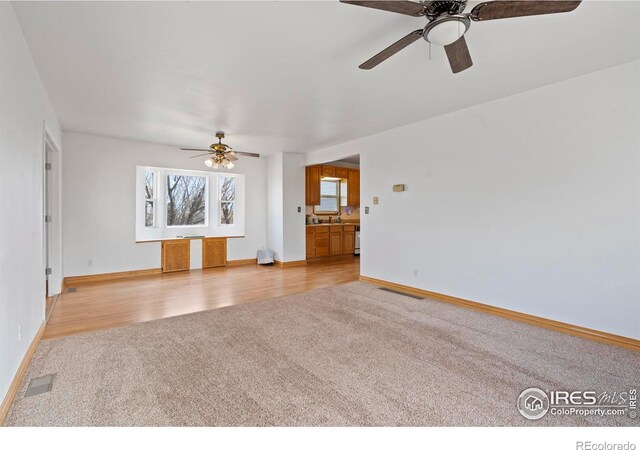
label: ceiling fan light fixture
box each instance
[423,16,470,46]
[204,158,213,167]
[226,161,235,169]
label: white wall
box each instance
[282,153,305,262]
[266,153,284,260]
[266,153,306,262]
[62,131,267,276]
[0,3,62,403]
[307,60,640,339]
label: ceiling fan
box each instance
[180,132,260,169]
[340,0,582,73]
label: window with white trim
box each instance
[166,174,208,227]
[144,170,156,228]
[219,176,235,225]
[314,178,340,214]
[135,166,245,242]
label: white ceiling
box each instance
[13,1,640,155]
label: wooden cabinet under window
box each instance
[161,240,190,273]
[314,227,330,257]
[305,165,321,206]
[202,237,227,268]
[347,169,360,206]
[329,226,342,255]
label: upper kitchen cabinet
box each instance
[347,169,360,207]
[305,165,321,205]
[321,165,335,177]
[306,164,359,207]
[334,167,349,179]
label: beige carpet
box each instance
[6,282,639,426]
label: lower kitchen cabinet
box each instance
[329,226,342,255]
[306,225,356,259]
[315,227,329,257]
[342,231,355,254]
[306,228,315,258]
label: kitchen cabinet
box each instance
[347,169,360,207]
[161,240,190,273]
[329,226,342,255]
[305,165,321,205]
[202,237,227,268]
[314,227,330,257]
[334,167,349,179]
[305,225,356,259]
[305,228,315,258]
[305,165,359,207]
[321,165,335,177]
[342,225,355,254]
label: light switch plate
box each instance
[365,206,370,214]
[373,197,379,205]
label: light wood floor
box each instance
[44,257,360,339]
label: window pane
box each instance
[166,175,207,226]
[145,171,154,199]
[145,201,154,227]
[219,176,236,202]
[320,180,338,196]
[220,202,234,225]
[317,197,338,212]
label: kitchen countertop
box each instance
[306,222,359,227]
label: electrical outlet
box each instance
[373,197,379,205]
[297,206,301,213]
[18,323,22,341]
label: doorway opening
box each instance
[43,132,61,321]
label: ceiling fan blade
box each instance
[232,151,260,158]
[340,0,426,17]
[470,1,581,21]
[226,154,238,162]
[188,152,212,158]
[444,36,473,74]
[180,148,212,152]
[359,30,423,70]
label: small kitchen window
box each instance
[314,178,340,214]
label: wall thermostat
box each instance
[393,184,405,192]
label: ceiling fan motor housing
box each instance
[424,0,468,20]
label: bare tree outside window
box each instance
[144,171,155,227]
[166,175,207,226]
[219,176,235,225]
[145,172,154,199]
